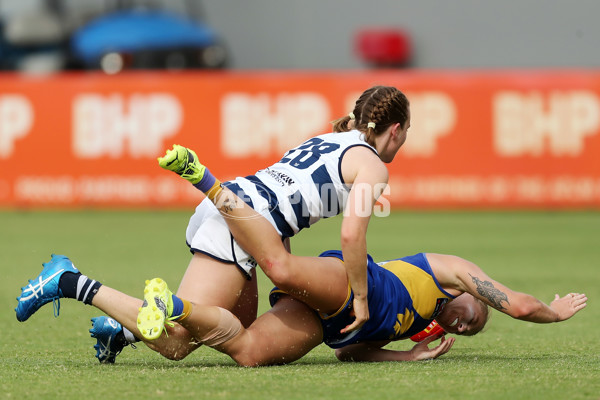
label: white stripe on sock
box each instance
[82,279,96,302]
[76,275,89,300]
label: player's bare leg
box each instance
[145,290,323,367]
[211,296,324,366]
[91,252,253,361]
[207,187,350,314]
[143,253,250,359]
[158,144,350,314]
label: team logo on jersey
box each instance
[431,298,449,319]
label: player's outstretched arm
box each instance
[335,336,455,362]
[463,270,587,323]
[431,254,588,323]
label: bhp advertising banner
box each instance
[1,70,599,208]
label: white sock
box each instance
[122,327,139,343]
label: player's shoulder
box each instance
[341,146,387,184]
[343,145,385,169]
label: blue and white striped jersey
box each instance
[223,130,377,238]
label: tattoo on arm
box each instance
[218,190,241,214]
[469,274,510,310]
[221,198,235,214]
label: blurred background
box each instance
[1,0,599,209]
[1,0,600,73]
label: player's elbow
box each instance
[335,348,354,362]
[510,301,540,320]
[340,227,363,248]
[335,347,368,362]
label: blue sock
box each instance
[193,168,216,193]
[171,294,184,317]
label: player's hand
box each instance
[341,297,369,333]
[409,335,455,361]
[551,293,587,321]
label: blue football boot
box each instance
[15,254,79,322]
[90,316,130,364]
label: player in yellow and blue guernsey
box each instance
[16,202,587,365]
[281,251,457,349]
[122,166,586,365]
[125,244,585,365]
[14,134,587,365]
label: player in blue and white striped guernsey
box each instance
[16,86,412,363]
[151,85,412,344]
[130,195,587,366]
[226,129,378,241]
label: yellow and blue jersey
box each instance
[270,250,455,349]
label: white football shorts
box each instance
[186,199,257,278]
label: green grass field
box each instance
[1,210,598,399]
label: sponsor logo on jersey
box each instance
[263,168,295,186]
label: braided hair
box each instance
[331,86,410,146]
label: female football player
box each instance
[129,186,586,366]
[152,86,409,340]
[17,85,412,362]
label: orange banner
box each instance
[1,70,600,208]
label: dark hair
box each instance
[331,85,410,146]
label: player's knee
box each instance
[232,354,260,367]
[154,339,195,361]
[158,346,190,361]
[258,252,293,287]
[147,326,198,361]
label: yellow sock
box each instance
[175,299,193,322]
[205,179,223,202]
